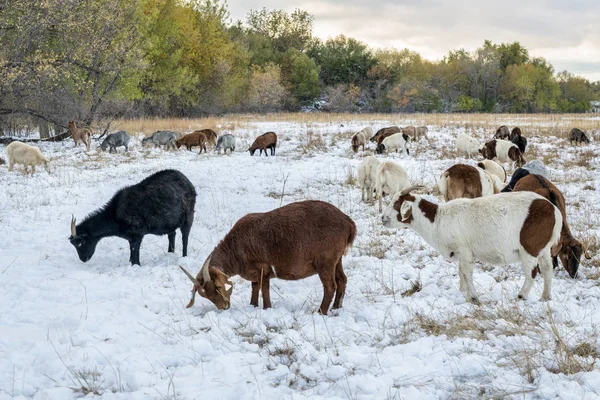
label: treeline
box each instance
[1,0,599,135]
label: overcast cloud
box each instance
[225,0,600,81]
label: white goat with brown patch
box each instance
[439,164,501,201]
[382,187,562,303]
[477,159,507,183]
[357,156,381,202]
[6,141,50,175]
[375,160,410,212]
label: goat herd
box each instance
[1,120,594,315]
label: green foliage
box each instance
[281,49,320,104]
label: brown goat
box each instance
[513,174,590,278]
[176,131,208,153]
[68,121,91,152]
[249,132,277,156]
[494,125,510,139]
[401,125,417,140]
[180,200,356,315]
[192,129,217,146]
[370,126,401,143]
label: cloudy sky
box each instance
[226,0,600,82]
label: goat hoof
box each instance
[468,296,480,305]
[517,294,525,300]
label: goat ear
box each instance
[400,202,412,222]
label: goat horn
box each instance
[400,185,426,196]
[179,265,199,286]
[201,255,212,283]
[70,215,77,236]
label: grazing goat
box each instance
[370,126,401,143]
[100,131,130,153]
[358,156,381,203]
[568,128,590,145]
[376,132,410,155]
[216,134,235,154]
[375,160,410,212]
[494,125,510,139]
[192,129,217,147]
[142,131,177,150]
[382,187,562,303]
[509,127,527,153]
[6,141,50,175]
[176,131,208,153]
[513,174,591,278]
[477,159,506,183]
[249,132,277,156]
[401,125,417,140]
[456,133,482,158]
[69,169,196,266]
[351,127,371,153]
[179,200,356,315]
[501,161,550,193]
[480,139,525,169]
[416,126,429,139]
[439,164,500,201]
[68,121,91,152]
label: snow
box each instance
[1,120,600,399]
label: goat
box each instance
[6,141,50,175]
[351,127,371,153]
[68,121,92,152]
[494,125,510,139]
[100,131,130,153]
[376,132,410,155]
[509,127,527,153]
[192,129,217,147]
[375,160,410,212]
[357,156,381,203]
[439,164,501,201]
[568,128,590,145]
[176,131,208,153]
[370,126,401,143]
[179,200,356,315]
[382,186,562,303]
[401,125,417,140]
[456,133,482,158]
[249,132,277,156]
[513,174,591,278]
[216,134,236,154]
[480,139,525,169]
[501,160,551,193]
[476,159,507,183]
[69,169,196,266]
[142,131,177,150]
[416,126,429,140]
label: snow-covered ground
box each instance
[1,119,600,399]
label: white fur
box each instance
[491,139,519,163]
[382,191,562,302]
[438,165,498,201]
[357,156,381,203]
[478,159,506,183]
[6,141,50,175]
[456,133,481,158]
[375,160,410,212]
[380,132,410,156]
[351,128,371,152]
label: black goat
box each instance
[500,168,530,192]
[69,169,196,265]
[509,128,527,154]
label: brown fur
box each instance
[509,127,522,141]
[513,174,585,278]
[507,146,525,166]
[370,126,401,143]
[419,199,437,223]
[520,199,556,257]
[176,131,208,153]
[393,194,415,224]
[441,164,483,201]
[191,129,217,146]
[480,140,497,160]
[494,125,509,139]
[249,132,277,156]
[351,133,366,153]
[401,126,417,140]
[190,200,356,315]
[68,121,91,151]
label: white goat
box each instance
[375,160,410,212]
[378,132,410,156]
[476,159,506,183]
[6,141,50,175]
[357,156,381,202]
[481,139,525,169]
[456,133,481,158]
[382,187,562,303]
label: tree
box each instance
[501,58,560,112]
[280,48,320,104]
[498,42,529,71]
[556,71,594,112]
[246,63,288,112]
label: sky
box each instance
[225,0,600,82]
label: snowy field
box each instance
[1,118,600,399]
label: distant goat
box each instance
[142,131,177,151]
[401,126,417,140]
[476,159,507,183]
[176,131,208,153]
[439,164,501,201]
[375,160,410,212]
[382,187,562,303]
[568,128,590,145]
[480,139,525,169]
[456,133,482,158]
[376,132,410,155]
[100,131,130,153]
[6,141,50,175]
[370,126,401,143]
[494,125,510,139]
[179,200,356,315]
[216,134,236,154]
[358,156,381,202]
[68,121,91,152]
[69,169,196,266]
[509,127,527,153]
[351,127,372,152]
[192,129,217,147]
[416,126,429,139]
[249,132,277,156]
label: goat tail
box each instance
[344,221,357,255]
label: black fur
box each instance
[501,168,530,193]
[69,169,196,265]
[511,134,527,153]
